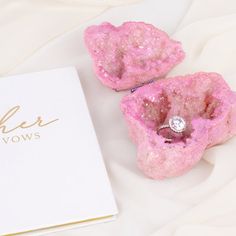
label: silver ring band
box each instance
[157,116,186,143]
[157,124,174,142]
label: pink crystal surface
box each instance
[121,72,236,179]
[84,22,185,91]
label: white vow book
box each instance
[0,67,118,235]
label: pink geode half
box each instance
[84,22,185,91]
[121,72,236,179]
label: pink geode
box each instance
[121,72,236,179]
[84,22,185,91]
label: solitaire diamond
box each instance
[169,116,186,133]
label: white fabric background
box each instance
[1,0,236,235]
[0,0,141,75]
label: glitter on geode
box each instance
[121,72,236,179]
[84,21,185,91]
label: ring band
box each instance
[157,116,186,142]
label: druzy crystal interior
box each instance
[169,116,186,133]
[121,72,236,179]
[84,21,185,91]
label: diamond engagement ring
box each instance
[157,116,186,142]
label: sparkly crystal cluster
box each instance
[84,21,236,179]
[84,22,185,91]
[121,72,236,179]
